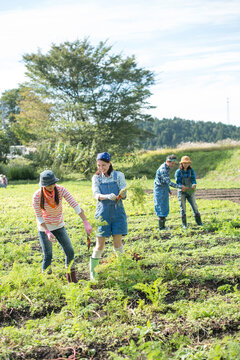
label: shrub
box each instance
[5,158,37,180]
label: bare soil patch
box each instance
[146,188,240,204]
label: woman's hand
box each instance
[100,193,117,200]
[108,193,117,200]
[83,219,93,235]
[45,229,56,243]
[119,188,127,198]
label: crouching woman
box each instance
[33,170,92,283]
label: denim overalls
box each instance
[95,171,127,237]
[177,169,199,217]
[154,182,170,218]
[154,164,172,218]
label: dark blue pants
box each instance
[38,227,74,271]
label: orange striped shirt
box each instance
[32,185,81,231]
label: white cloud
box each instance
[0,0,240,125]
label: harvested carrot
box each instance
[116,187,127,203]
[87,236,91,251]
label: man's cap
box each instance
[166,154,177,162]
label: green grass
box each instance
[1,178,240,359]
[114,145,240,185]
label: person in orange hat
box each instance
[175,156,202,228]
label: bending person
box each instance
[33,170,92,283]
[175,156,202,228]
[90,152,127,280]
[154,154,187,230]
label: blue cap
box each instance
[39,170,59,187]
[96,152,111,162]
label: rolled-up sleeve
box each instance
[117,171,126,190]
[117,171,127,199]
[92,175,101,200]
[191,169,197,185]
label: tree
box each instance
[0,89,21,159]
[12,87,54,144]
[0,88,20,125]
[139,117,240,149]
[22,39,155,156]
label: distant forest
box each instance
[139,117,240,149]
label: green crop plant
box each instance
[1,162,240,359]
[134,278,168,309]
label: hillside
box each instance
[116,143,240,184]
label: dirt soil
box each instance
[173,188,240,204]
[146,188,240,204]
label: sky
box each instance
[0,0,240,126]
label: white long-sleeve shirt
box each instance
[32,185,81,231]
[92,171,126,200]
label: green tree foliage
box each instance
[139,117,240,149]
[0,130,10,162]
[0,88,20,124]
[12,87,54,144]
[0,89,21,160]
[22,39,155,160]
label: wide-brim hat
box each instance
[39,170,59,187]
[180,156,192,164]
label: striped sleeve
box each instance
[60,186,82,214]
[32,190,45,224]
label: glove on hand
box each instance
[108,193,117,200]
[83,219,92,235]
[102,193,117,200]
[119,188,127,198]
[45,229,56,243]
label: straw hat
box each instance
[180,156,192,164]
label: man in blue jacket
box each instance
[154,155,187,230]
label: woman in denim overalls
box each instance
[175,156,202,228]
[90,152,127,279]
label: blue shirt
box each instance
[154,163,182,189]
[175,168,197,186]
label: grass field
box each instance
[0,175,240,359]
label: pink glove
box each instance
[83,220,92,235]
[45,229,56,242]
